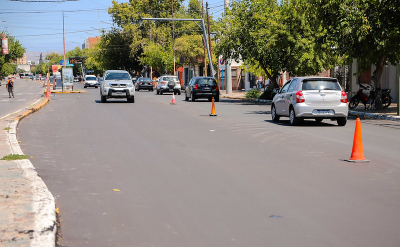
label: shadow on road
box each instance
[264,119,342,127]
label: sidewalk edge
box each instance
[349,110,400,121]
[7,98,56,247]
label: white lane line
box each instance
[1,99,10,102]
[17,99,27,101]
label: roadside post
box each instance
[398,63,399,116]
[219,58,225,93]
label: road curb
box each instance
[221,95,272,104]
[349,110,400,121]
[14,98,50,121]
[44,90,87,94]
[6,98,56,246]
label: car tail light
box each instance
[341,91,347,103]
[161,81,166,84]
[215,85,218,90]
[194,84,198,89]
[296,91,305,103]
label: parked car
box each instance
[271,77,348,126]
[100,70,135,103]
[136,77,153,91]
[84,75,98,88]
[185,77,220,102]
[156,75,181,95]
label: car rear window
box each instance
[196,78,217,86]
[302,79,341,91]
[105,73,130,80]
[162,76,178,81]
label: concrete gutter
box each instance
[5,98,56,246]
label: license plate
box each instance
[203,87,210,90]
[113,91,124,95]
[313,110,334,115]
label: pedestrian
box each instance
[257,75,263,90]
[6,77,14,98]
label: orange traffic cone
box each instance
[42,79,45,86]
[209,97,217,116]
[170,92,176,105]
[46,84,50,98]
[346,118,369,162]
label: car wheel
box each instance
[160,90,163,95]
[191,93,195,102]
[185,93,189,101]
[101,95,107,103]
[271,105,280,122]
[95,86,98,88]
[84,86,87,88]
[337,117,347,126]
[178,90,181,95]
[137,88,140,91]
[289,107,301,126]
[315,118,323,123]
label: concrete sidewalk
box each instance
[220,90,400,121]
[0,98,56,246]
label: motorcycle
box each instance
[349,82,392,110]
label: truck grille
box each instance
[111,84,127,88]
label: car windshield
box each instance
[86,77,96,80]
[162,76,178,81]
[302,80,341,91]
[139,78,152,82]
[105,73,130,80]
[197,78,217,86]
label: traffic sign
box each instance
[219,59,225,69]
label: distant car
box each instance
[84,75,98,88]
[156,75,181,95]
[100,70,135,103]
[271,77,348,126]
[185,77,220,102]
[74,77,79,83]
[136,78,153,91]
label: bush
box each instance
[245,89,261,99]
[260,88,278,100]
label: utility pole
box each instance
[202,0,207,77]
[224,0,232,93]
[206,2,213,77]
[172,0,175,76]
[63,12,66,69]
[146,0,152,79]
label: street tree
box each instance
[216,0,338,88]
[0,31,25,78]
[310,0,400,108]
[140,42,174,73]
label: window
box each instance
[105,73,130,80]
[280,81,291,93]
[196,78,217,86]
[231,69,237,79]
[302,79,341,91]
[288,79,298,92]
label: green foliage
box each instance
[0,31,25,77]
[310,0,400,91]
[1,154,29,161]
[216,0,338,87]
[140,42,173,73]
[245,89,261,99]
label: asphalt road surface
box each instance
[0,78,45,119]
[18,83,400,247]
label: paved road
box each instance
[17,83,400,246]
[0,78,45,119]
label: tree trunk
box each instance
[371,55,386,110]
[263,69,279,89]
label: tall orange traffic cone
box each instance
[170,92,176,105]
[46,83,50,98]
[210,97,217,116]
[346,118,369,162]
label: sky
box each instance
[0,0,226,62]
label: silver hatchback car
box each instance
[271,77,348,126]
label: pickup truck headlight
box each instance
[103,82,110,87]
[127,84,133,88]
